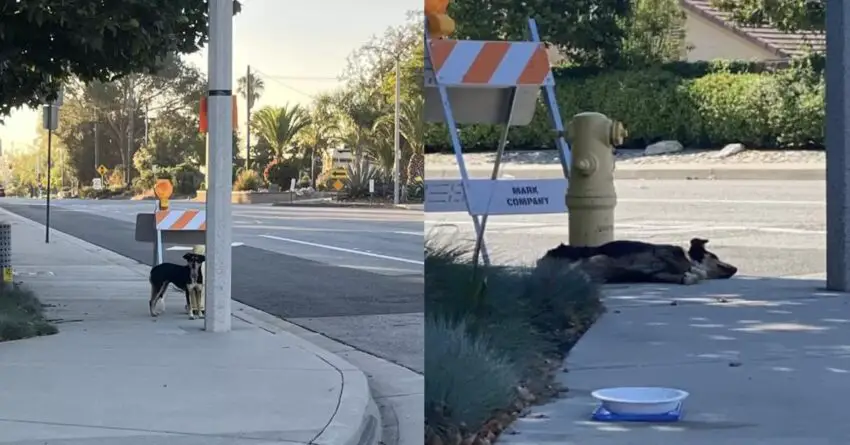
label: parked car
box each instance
[0,187,6,197]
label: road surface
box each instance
[2,198,425,372]
[426,179,825,278]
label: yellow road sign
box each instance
[332,179,344,191]
[330,167,348,179]
[97,165,108,176]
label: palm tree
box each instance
[251,104,311,162]
[373,95,424,183]
[297,116,340,185]
[237,71,265,168]
[366,121,396,179]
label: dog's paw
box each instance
[682,272,700,285]
[690,265,708,280]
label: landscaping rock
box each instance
[714,143,747,158]
[644,140,684,155]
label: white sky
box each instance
[0,0,418,152]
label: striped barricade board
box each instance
[155,209,207,231]
[427,40,554,88]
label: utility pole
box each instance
[393,54,401,205]
[93,120,99,171]
[207,0,234,332]
[126,78,135,186]
[826,0,850,290]
[144,103,150,146]
[246,64,252,169]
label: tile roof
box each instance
[680,0,825,58]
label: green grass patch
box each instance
[0,284,58,342]
[424,241,604,444]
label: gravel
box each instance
[426,149,826,167]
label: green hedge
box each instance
[425,60,824,151]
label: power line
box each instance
[251,68,324,100]
[259,75,341,82]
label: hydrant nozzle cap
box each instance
[610,121,627,146]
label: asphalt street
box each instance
[426,179,825,278]
[2,199,424,372]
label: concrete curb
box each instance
[426,165,825,181]
[230,303,382,445]
[0,207,382,445]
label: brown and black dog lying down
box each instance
[539,238,737,285]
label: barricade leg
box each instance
[472,87,519,269]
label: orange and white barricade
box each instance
[423,17,571,268]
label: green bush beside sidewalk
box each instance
[424,243,603,444]
[424,58,824,151]
[0,284,58,342]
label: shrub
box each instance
[298,173,312,188]
[170,163,203,195]
[233,169,261,191]
[338,161,381,201]
[425,318,520,440]
[0,284,58,342]
[424,241,603,443]
[263,160,299,190]
[425,60,825,151]
[107,165,125,187]
[406,176,424,202]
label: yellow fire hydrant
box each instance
[566,112,626,247]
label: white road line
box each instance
[234,224,421,237]
[618,198,823,206]
[259,234,424,265]
[166,242,244,251]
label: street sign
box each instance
[92,178,103,190]
[97,165,108,176]
[330,167,348,179]
[42,105,59,131]
[332,179,344,191]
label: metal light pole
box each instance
[826,0,850,290]
[246,64,252,170]
[46,116,53,243]
[42,87,62,243]
[127,78,135,186]
[206,0,234,332]
[393,55,401,205]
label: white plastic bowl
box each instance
[591,387,689,415]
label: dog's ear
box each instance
[690,238,709,248]
[197,255,206,263]
[182,253,193,262]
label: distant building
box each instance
[680,0,825,62]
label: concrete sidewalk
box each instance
[0,209,380,445]
[426,163,825,180]
[501,275,850,445]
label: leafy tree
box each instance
[342,11,420,93]
[373,95,424,182]
[0,0,242,119]
[250,105,311,161]
[297,100,340,183]
[52,56,206,185]
[448,0,631,67]
[710,0,824,32]
[621,0,689,67]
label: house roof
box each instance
[680,0,825,58]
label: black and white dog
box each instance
[149,252,206,319]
